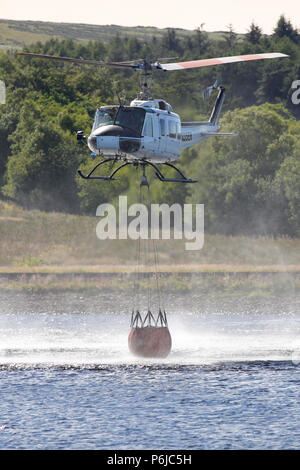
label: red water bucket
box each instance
[128,326,172,358]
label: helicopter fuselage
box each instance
[87,99,220,164]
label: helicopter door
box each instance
[159,117,167,153]
[142,113,155,156]
[167,119,178,157]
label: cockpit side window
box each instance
[168,120,177,139]
[176,122,181,140]
[160,118,166,136]
[93,107,118,130]
[115,107,146,136]
[143,114,153,137]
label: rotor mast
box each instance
[138,61,154,100]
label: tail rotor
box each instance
[201,76,221,100]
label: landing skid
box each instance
[77,159,197,183]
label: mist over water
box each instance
[0,311,299,367]
[0,291,299,367]
[0,291,299,450]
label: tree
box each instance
[255,56,292,105]
[187,104,298,235]
[0,105,19,188]
[246,22,262,45]
[162,29,182,55]
[3,119,86,212]
[273,15,299,43]
[222,24,238,51]
[276,145,300,235]
[107,34,125,61]
[193,24,209,55]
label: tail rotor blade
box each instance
[201,77,220,100]
[202,85,214,100]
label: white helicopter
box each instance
[19,51,288,184]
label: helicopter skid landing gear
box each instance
[77,159,197,183]
[146,161,197,183]
[77,159,133,181]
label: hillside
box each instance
[0,200,299,269]
[0,200,299,297]
[0,18,243,49]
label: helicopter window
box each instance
[93,107,118,130]
[176,122,181,140]
[143,114,153,137]
[160,119,166,136]
[168,120,177,139]
[159,101,166,110]
[115,107,146,135]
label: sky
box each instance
[1,0,299,34]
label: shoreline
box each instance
[0,264,300,274]
[0,268,299,295]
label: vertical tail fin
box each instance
[209,86,225,125]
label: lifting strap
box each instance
[131,166,168,328]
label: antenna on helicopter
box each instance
[112,80,126,106]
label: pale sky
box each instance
[1,0,299,34]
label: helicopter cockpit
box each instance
[92,106,146,137]
[89,105,148,155]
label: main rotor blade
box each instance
[159,52,289,71]
[18,51,289,74]
[17,52,138,69]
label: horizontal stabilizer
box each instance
[200,132,238,136]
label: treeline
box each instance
[0,15,299,235]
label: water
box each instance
[0,291,299,449]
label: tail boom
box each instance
[180,86,236,148]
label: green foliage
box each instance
[273,15,299,44]
[246,23,263,45]
[187,104,299,236]
[276,142,300,231]
[76,157,130,213]
[0,16,299,237]
[3,115,86,212]
[222,24,238,52]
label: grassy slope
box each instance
[0,19,244,49]
[0,200,299,271]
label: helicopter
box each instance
[18,51,288,184]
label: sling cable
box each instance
[128,165,172,358]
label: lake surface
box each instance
[0,291,299,449]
